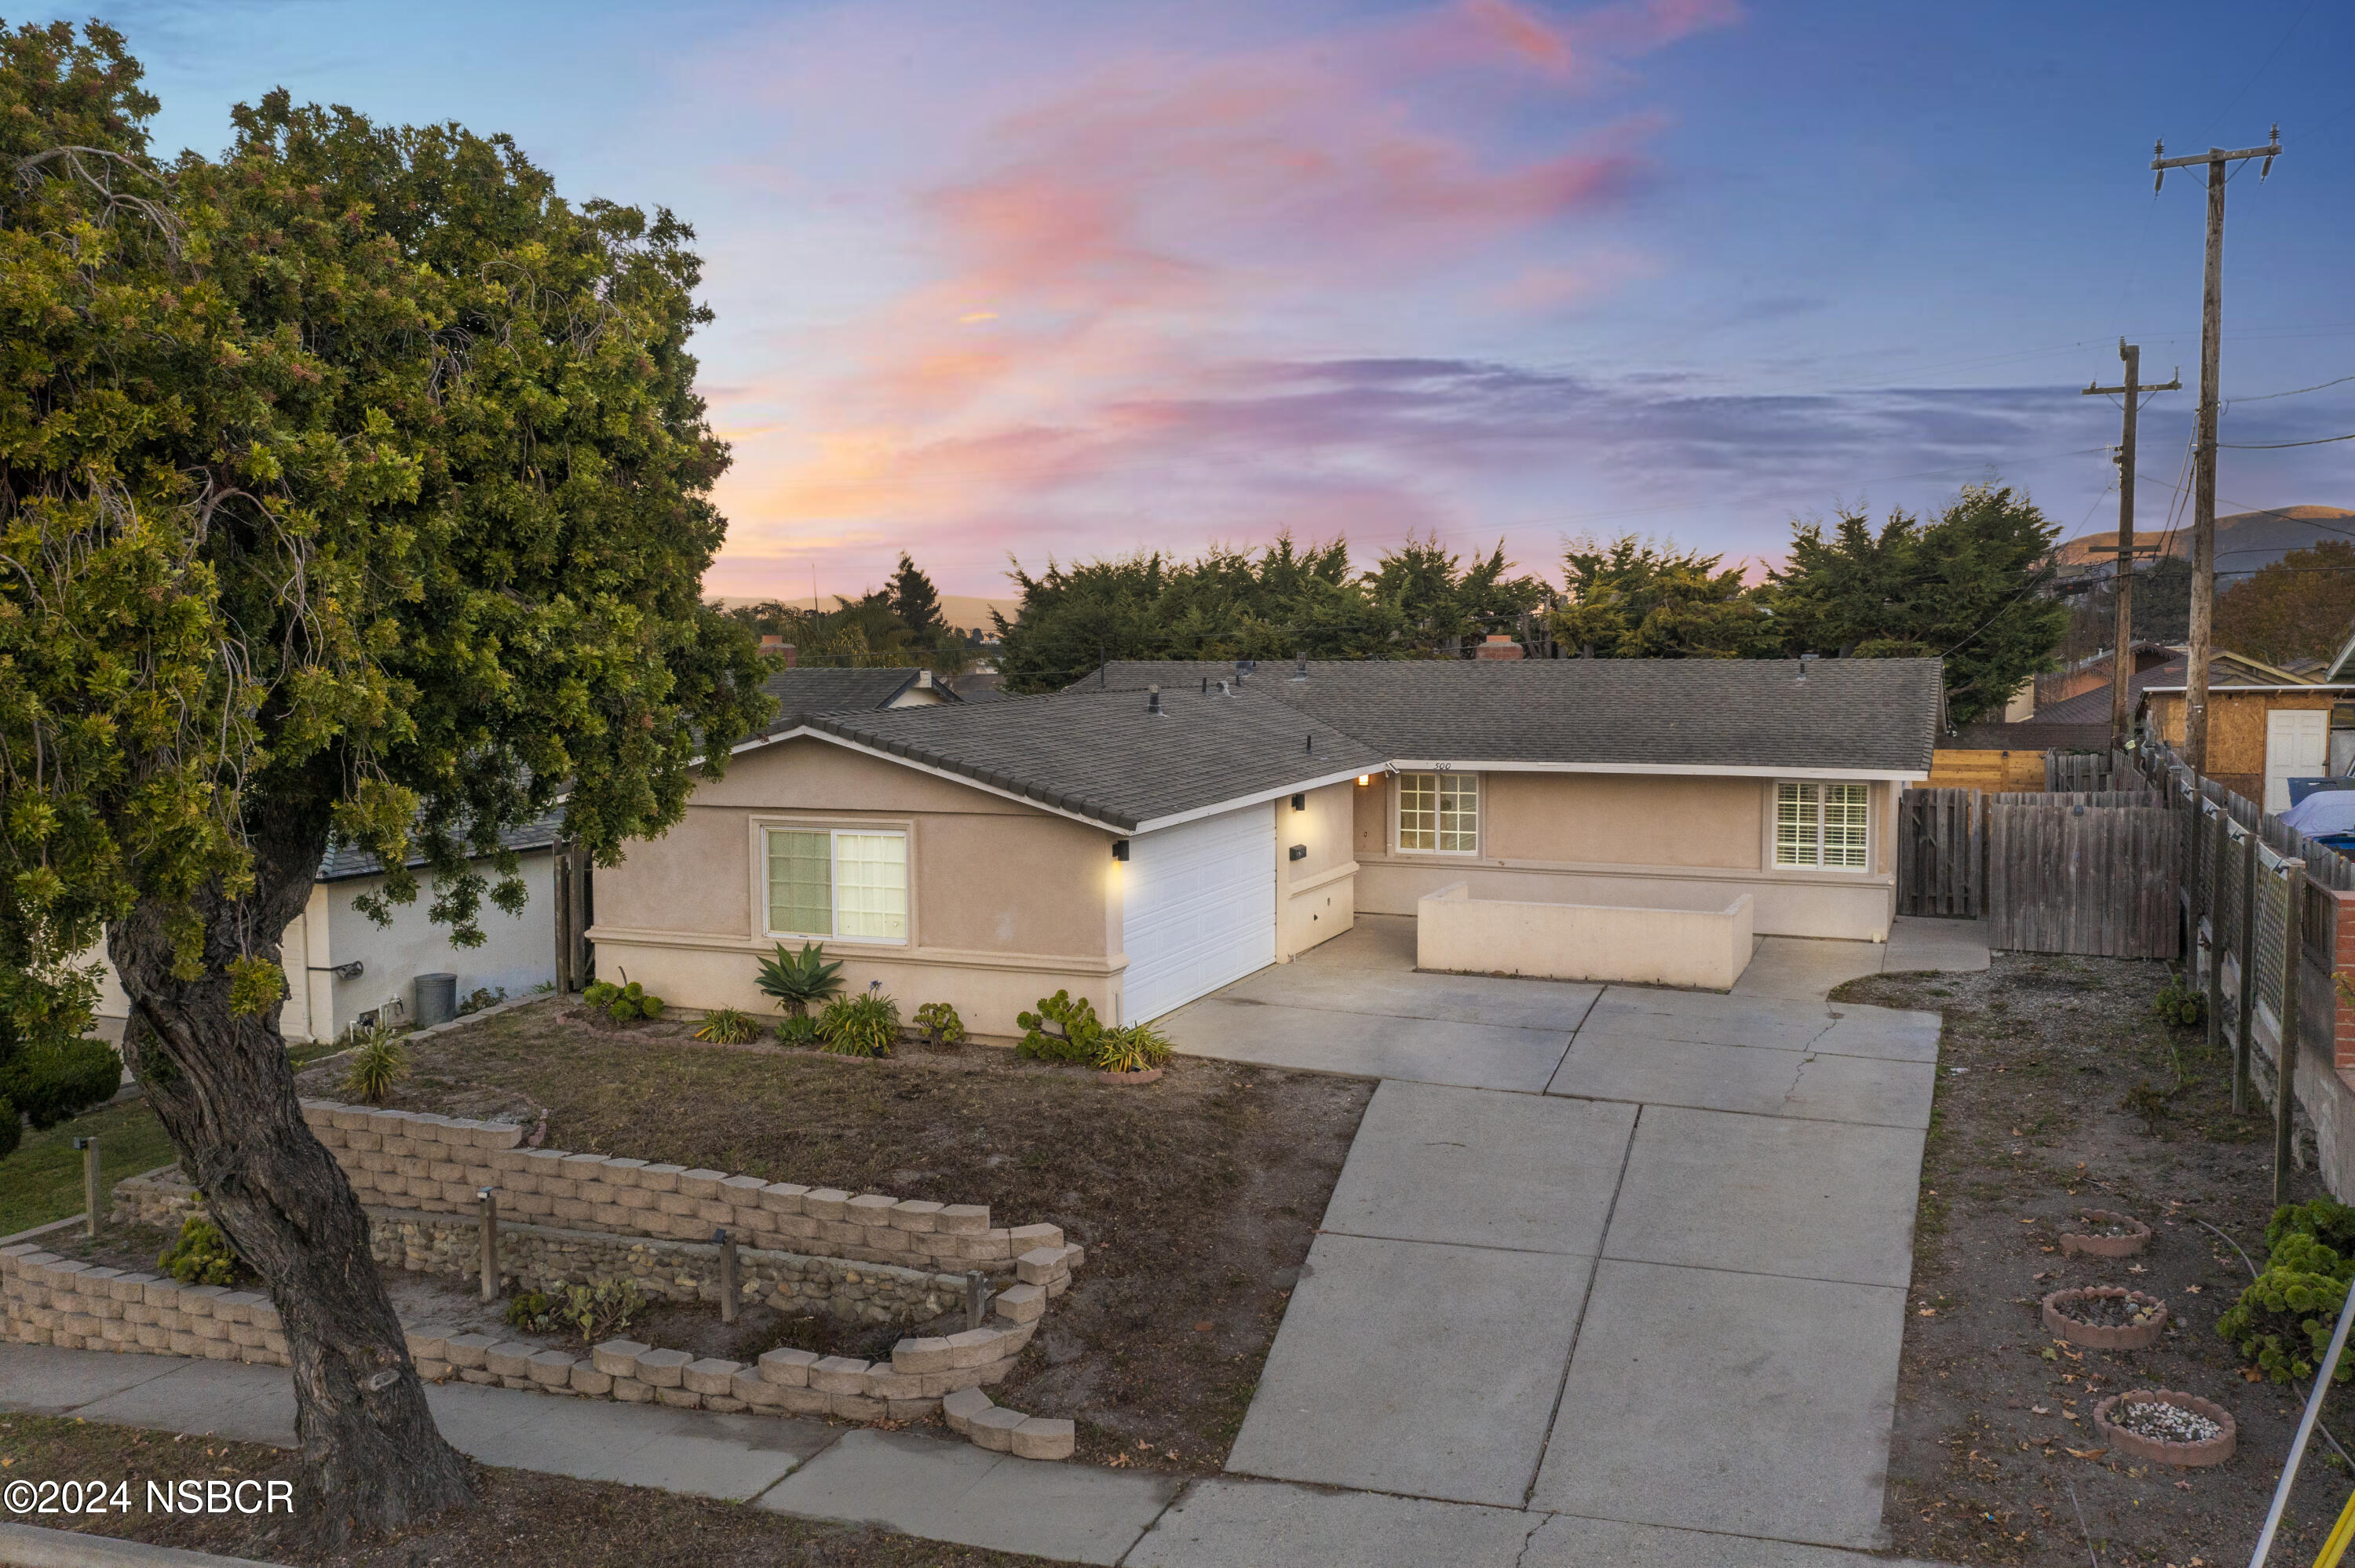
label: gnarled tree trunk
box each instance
[108,805,474,1548]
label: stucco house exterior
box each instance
[91,813,563,1044]
[589,658,1940,1036]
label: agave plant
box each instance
[755,941,845,1017]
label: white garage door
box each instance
[1121,804,1278,1023]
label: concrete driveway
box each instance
[1161,914,1974,1555]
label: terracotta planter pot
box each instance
[2042,1286,2168,1351]
[2093,1389,2236,1468]
[2059,1209,2152,1260]
[1097,1067,1163,1085]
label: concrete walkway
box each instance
[1163,913,1986,1559]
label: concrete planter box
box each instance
[2042,1286,2168,1351]
[2093,1389,2236,1468]
[2058,1209,2152,1260]
[1416,883,1754,990]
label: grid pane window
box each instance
[764,828,907,940]
[834,833,909,939]
[1399,773,1478,853]
[766,830,833,935]
[1774,782,1870,870]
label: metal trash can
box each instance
[414,972,458,1029]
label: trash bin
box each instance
[414,972,458,1029]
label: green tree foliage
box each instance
[0,20,769,1536]
[1554,536,1780,658]
[1771,485,2067,724]
[2216,540,2355,666]
[888,551,946,640]
[992,533,1549,692]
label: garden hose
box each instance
[2317,1486,2355,1568]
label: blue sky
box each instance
[47,0,2355,600]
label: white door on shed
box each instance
[1120,804,1278,1023]
[2266,708,2330,813]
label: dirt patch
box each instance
[0,1412,1051,1566]
[1837,950,2350,1566]
[290,997,1373,1475]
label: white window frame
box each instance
[759,824,911,945]
[1395,771,1481,855]
[1773,781,1871,872]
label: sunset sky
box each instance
[65,0,2355,601]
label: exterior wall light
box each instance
[1112,840,1130,862]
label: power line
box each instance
[2228,372,2355,404]
[2219,431,2355,450]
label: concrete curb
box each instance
[0,1522,290,1567]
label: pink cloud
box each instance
[711,0,1739,594]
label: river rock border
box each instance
[2092,1388,2236,1468]
[2041,1286,2169,1351]
[2058,1210,2152,1260]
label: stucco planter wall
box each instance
[2041,1286,2169,1351]
[2092,1389,2236,1468]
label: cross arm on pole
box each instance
[2152,128,2280,189]
[2083,378,2183,396]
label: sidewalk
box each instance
[5,1342,1955,1567]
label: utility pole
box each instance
[2081,341,2179,749]
[2152,126,2280,772]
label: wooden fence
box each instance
[2045,752,2112,793]
[1896,788,1984,917]
[1923,748,2047,792]
[1984,796,2179,958]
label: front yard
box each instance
[290,997,1373,1473]
[1841,950,2346,1566]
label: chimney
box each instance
[1473,633,1524,662]
[1147,684,1162,716]
[760,635,796,668]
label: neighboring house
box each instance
[2097,651,2355,811]
[590,658,1939,1035]
[91,811,564,1043]
[751,666,961,736]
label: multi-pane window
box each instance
[765,828,908,941]
[1774,782,1870,870]
[1399,772,1479,853]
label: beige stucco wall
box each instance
[1353,768,1897,943]
[1418,882,1754,990]
[1279,780,1357,960]
[590,737,1123,1039]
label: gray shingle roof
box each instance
[802,687,1383,831]
[757,667,961,738]
[317,807,566,884]
[1075,658,1942,775]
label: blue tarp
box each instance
[2281,789,2355,837]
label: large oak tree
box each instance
[0,23,769,1543]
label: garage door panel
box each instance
[1122,806,1277,1023]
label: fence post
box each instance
[2236,824,2259,1114]
[2278,859,2308,1207]
[2206,804,2229,1058]
[477,1187,498,1303]
[717,1227,739,1324]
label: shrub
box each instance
[584,979,663,1023]
[1017,990,1104,1064]
[2152,972,2204,1027]
[158,1215,244,1287]
[693,1006,759,1045]
[0,1036,122,1132]
[2220,1198,2355,1384]
[340,1020,408,1104]
[755,942,845,1017]
[911,1001,966,1048]
[1096,1021,1174,1074]
[776,1013,820,1047]
[819,990,900,1057]
[507,1280,644,1344]
[457,986,507,1016]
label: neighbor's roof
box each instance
[1073,658,1944,775]
[792,686,1383,832]
[317,807,566,884]
[755,666,960,738]
[2043,652,2353,719]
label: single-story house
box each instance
[589,657,1940,1034]
[90,811,564,1043]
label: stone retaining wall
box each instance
[293,1099,1055,1272]
[0,1247,290,1368]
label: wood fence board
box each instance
[1988,800,2178,958]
